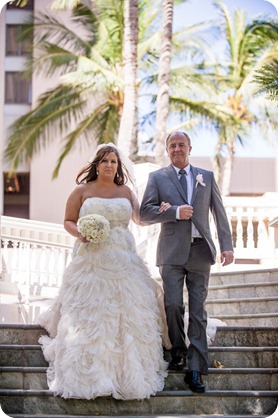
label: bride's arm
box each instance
[64,186,88,242]
[130,191,149,226]
[130,190,171,225]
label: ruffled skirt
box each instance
[39,227,168,400]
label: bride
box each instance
[39,143,168,401]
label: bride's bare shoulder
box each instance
[117,184,132,199]
[67,183,93,201]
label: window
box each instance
[3,173,30,219]
[6,0,34,10]
[5,72,32,104]
[6,25,32,56]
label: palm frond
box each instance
[4,86,86,171]
[25,43,79,77]
[20,4,98,55]
[169,96,239,127]
[52,102,120,178]
[253,58,278,100]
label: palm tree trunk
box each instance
[214,131,234,196]
[155,0,174,166]
[221,143,234,196]
[117,0,139,160]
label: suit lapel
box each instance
[190,166,199,205]
[165,165,188,202]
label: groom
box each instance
[140,131,234,393]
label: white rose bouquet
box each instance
[78,214,110,243]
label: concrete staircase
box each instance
[0,268,277,417]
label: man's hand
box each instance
[179,204,193,220]
[221,251,234,266]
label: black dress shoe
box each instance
[184,370,205,393]
[168,356,186,371]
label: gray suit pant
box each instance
[159,240,211,375]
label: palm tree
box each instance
[117,0,139,159]
[4,1,125,177]
[5,0,146,176]
[4,0,165,176]
[155,0,173,166]
[210,1,278,194]
[161,0,278,195]
[4,0,212,177]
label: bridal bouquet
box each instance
[78,214,110,243]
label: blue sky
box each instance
[172,0,278,158]
[174,0,277,27]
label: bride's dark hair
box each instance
[76,145,131,185]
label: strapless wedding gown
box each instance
[39,197,168,400]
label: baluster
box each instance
[10,239,19,284]
[56,248,66,287]
[17,290,24,324]
[257,207,272,263]
[17,242,25,285]
[23,242,31,323]
[235,208,244,249]
[48,246,57,287]
[246,207,255,249]
[1,239,9,281]
[257,209,267,252]
[29,243,39,287]
[39,245,48,286]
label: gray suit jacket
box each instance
[140,164,233,266]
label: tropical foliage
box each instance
[4,0,278,195]
[159,0,278,194]
[3,0,218,178]
[253,58,278,101]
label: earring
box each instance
[116,173,119,178]
[96,169,99,175]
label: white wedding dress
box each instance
[39,197,226,400]
[39,197,168,400]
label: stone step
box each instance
[205,296,278,316]
[0,324,47,345]
[209,346,278,368]
[1,345,277,369]
[0,367,48,390]
[209,269,278,286]
[166,368,278,391]
[212,326,278,347]
[210,313,278,327]
[0,389,277,416]
[1,325,277,347]
[0,345,48,367]
[207,281,278,299]
[1,366,277,392]
[7,416,276,418]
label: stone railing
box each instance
[217,193,278,267]
[1,193,278,324]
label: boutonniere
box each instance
[195,173,206,188]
